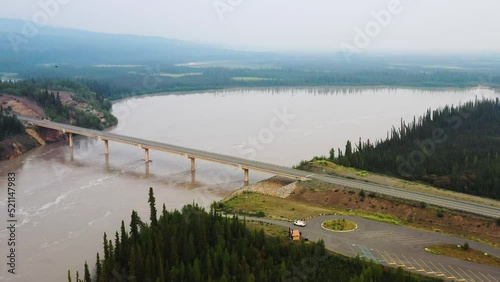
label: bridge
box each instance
[19,116,500,218]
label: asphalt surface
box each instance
[19,116,500,218]
[248,216,500,281]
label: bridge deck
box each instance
[18,116,500,218]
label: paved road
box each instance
[248,216,500,282]
[19,116,500,218]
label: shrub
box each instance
[437,209,445,218]
[359,190,366,199]
[463,242,470,251]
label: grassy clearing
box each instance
[322,219,357,231]
[303,159,500,209]
[221,191,336,220]
[359,213,401,225]
[157,72,203,78]
[426,244,500,268]
[356,170,369,177]
[222,191,405,226]
[231,77,275,81]
[245,220,289,238]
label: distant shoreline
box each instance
[111,84,495,102]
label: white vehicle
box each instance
[293,220,306,227]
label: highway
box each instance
[19,116,500,218]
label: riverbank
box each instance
[0,126,66,160]
[220,177,500,246]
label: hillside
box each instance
[0,79,117,129]
[300,98,500,200]
[0,79,118,160]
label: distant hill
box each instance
[0,18,255,69]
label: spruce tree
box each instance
[148,187,157,227]
[84,261,91,282]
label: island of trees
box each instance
[69,188,440,282]
[307,98,500,200]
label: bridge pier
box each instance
[244,168,249,185]
[68,133,73,148]
[191,170,196,184]
[145,148,150,163]
[104,140,109,154]
[105,154,109,169]
[190,157,196,172]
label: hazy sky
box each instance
[1,0,499,52]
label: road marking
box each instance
[391,253,406,267]
[446,265,467,281]
[418,259,433,273]
[358,245,377,261]
[347,242,358,256]
[456,266,477,282]
[409,258,424,272]
[401,254,415,270]
[383,250,396,265]
[449,265,473,282]
[427,260,444,276]
[373,249,387,263]
[487,274,499,282]
[478,272,491,282]
[469,269,486,282]
[437,263,455,280]
[409,257,425,272]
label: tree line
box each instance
[69,188,441,282]
[0,106,24,141]
[320,98,500,200]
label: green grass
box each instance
[360,213,402,225]
[356,170,369,177]
[322,219,357,231]
[245,220,289,238]
[222,191,403,226]
[221,192,336,220]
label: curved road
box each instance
[248,216,500,281]
[19,116,500,218]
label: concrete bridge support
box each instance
[104,140,109,154]
[244,168,249,184]
[191,170,196,184]
[190,157,196,172]
[145,148,150,163]
[68,133,73,148]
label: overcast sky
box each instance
[1,0,499,53]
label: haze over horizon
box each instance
[1,0,500,53]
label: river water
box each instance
[0,87,498,281]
